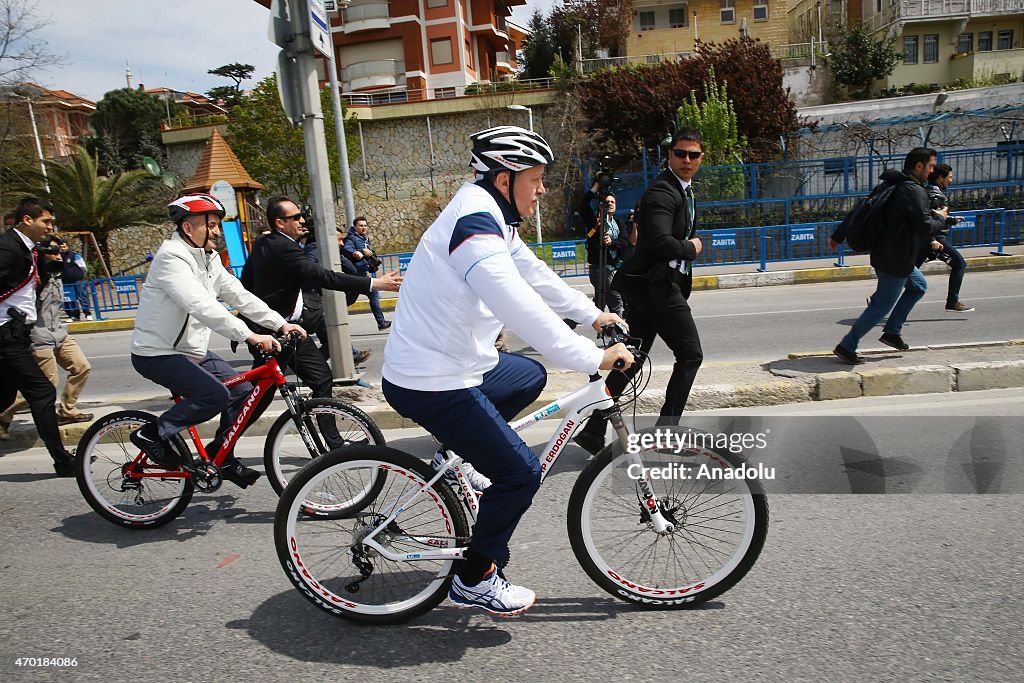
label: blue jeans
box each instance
[840,267,928,352]
[382,353,546,565]
[367,287,386,326]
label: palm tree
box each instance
[34,145,168,258]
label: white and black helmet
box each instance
[469,126,555,174]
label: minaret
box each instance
[125,61,135,90]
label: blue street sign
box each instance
[711,230,737,248]
[551,243,577,260]
[398,254,413,272]
[790,225,817,243]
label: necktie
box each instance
[683,186,695,274]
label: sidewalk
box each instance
[2,339,1021,452]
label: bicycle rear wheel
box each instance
[264,399,385,514]
[75,411,194,529]
[275,445,469,625]
[568,426,768,608]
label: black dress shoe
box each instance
[53,461,76,478]
[221,461,261,489]
[878,333,910,351]
[832,344,865,365]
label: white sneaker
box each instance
[430,450,491,492]
[449,565,536,615]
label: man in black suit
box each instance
[574,129,706,455]
[238,197,400,441]
[0,197,77,476]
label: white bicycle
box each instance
[274,326,769,624]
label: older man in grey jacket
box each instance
[0,234,92,440]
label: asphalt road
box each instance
[72,269,1024,401]
[0,390,1021,681]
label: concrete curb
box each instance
[65,254,1024,335]
[4,347,1023,452]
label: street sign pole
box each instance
[273,0,355,381]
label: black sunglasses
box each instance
[281,212,304,221]
[672,149,703,160]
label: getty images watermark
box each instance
[625,428,776,481]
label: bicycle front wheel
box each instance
[264,398,385,503]
[568,426,768,608]
[75,411,194,529]
[275,445,469,625]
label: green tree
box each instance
[227,74,355,204]
[829,22,900,99]
[206,62,255,108]
[677,67,746,200]
[35,145,168,257]
[86,88,169,173]
[519,10,554,80]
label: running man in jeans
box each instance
[381,126,633,615]
[830,147,947,364]
[130,195,307,488]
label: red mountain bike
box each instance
[75,334,384,529]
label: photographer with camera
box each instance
[579,176,628,319]
[0,198,77,474]
[343,216,391,331]
[1,232,93,439]
[920,164,973,313]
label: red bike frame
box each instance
[126,355,290,479]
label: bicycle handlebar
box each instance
[599,323,643,370]
[253,330,304,362]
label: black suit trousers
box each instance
[582,277,703,437]
[0,323,71,464]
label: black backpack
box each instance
[836,181,900,253]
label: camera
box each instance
[594,155,618,195]
[364,254,383,273]
[35,241,61,256]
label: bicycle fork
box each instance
[608,410,676,536]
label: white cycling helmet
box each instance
[469,126,555,174]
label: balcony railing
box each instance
[580,52,692,73]
[866,0,1024,32]
[771,41,831,60]
[342,2,390,31]
[341,77,555,106]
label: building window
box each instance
[997,30,1013,50]
[720,0,735,24]
[924,34,939,63]
[979,31,992,51]
[639,11,656,31]
[903,35,918,64]
[957,33,973,53]
[875,0,882,11]
[427,0,447,7]
[669,7,688,28]
[430,37,453,65]
[753,2,768,21]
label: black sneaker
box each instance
[221,460,261,489]
[878,333,910,351]
[129,423,180,468]
[832,344,865,365]
[945,302,974,312]
[573,431,606,456]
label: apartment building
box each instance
[627,0,791,58]
[860,0,1024,91]
[330,0,526,101]
[2,84,95,160]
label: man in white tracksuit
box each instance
[382,126,633,615]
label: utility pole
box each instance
[271,0,356,380]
